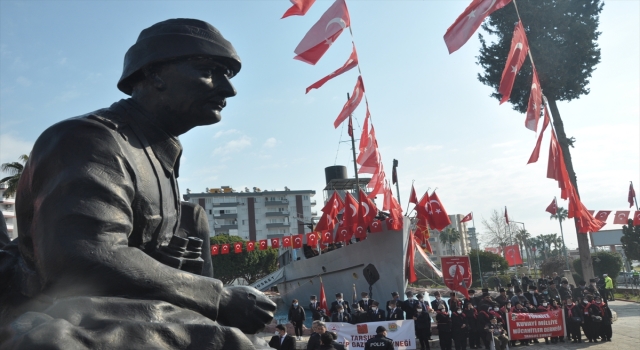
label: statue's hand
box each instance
[217,286,276,333]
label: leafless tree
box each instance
[480,209,519,249]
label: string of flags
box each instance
[443,0,605,234]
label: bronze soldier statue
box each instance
[0,18,276,349]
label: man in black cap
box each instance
[402,290,419,320]
[587,278,601,297]
[0,18,276,348]
[386,291,401,311]
[495,288,509,307]
[331,293,351,315]
[464,289,477,309]
[431,291,449,313]
[364,326,394,350]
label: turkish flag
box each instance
[588,210,595,216]
[357,189,378,233]
[247,241,255,252]
[370,220,384,233]
[259,239,268,250]
[498,21,529,104]
[234,242,243,253]
[567,186,605,233]
[634,211,640,226]
[527,103,550,164]
[282,0,316,19]
[416,191,435,230]
[314,212,335,233]
[429,191,452,231]
[452,264,469,299]
[336,222,350,242]
[271,238,280,249]
[443,0,513,54]
[319,281,331,316]
[613,211,630,225]
[388,194,403,230]
[322,230,333,244]
[221,244,230,254]
[504,244,523,266]
[358,107,370,153]
[366,164,386,199]
[321,191,344,218]
[460,212,473,223]
[347,115,353,137]
[595,210,612,222]
[307,232,318,246]
[524,68,543,132]
[547,130,573,200]
[334,76,365,128]
[294,0,350,65]
[293,234,303,248]
[306,44,358,93]
[211,244,219,255]
[441,256,472,299]
[409,184,418,204]
[545,198,557,215]
[629,183,636,208]
[282,236,292,247]
[343,192,359,232]
[406,230,417,283]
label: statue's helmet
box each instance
[117,18,241,95]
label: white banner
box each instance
[325,320,416,349]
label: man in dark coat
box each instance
[364,326,394,350]
[564,298,583,343]
[431,291,449,313]
[368,301,386,322]
[386,291,401,311]
[386,300,403,321]
[310,295,322,321]
[403,290,419,320]
[269,324,296,350]
[307,321,326,350]
[0,18,275,349]
[358,292,375,312]
[330,293,351,315]
[330,304,351,323]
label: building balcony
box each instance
[212,202,239,207]
[266,211,289,217]
[213,213,237,219]
[266,223,290,228]
[311,211,318,216]
[310,200,317,206]
[0,198,15,204]
[6,224,13,231]
[265,199,288,206]
[214,224,238,230]
[2,210,15,218]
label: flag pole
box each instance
[393,159,401,205]
[555,196,570,271]
[471,212,484,288]
[632,181,639,211]
[347,93,360,194]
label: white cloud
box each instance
[213,129,240,139]
[16,76,31,87]
[404,144,443,152]
[491,140,520,148]
[212,136,251,156]
[0,134,33,169]
[263,137,277,148]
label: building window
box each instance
[242,220,245,225]
[255,219,260,224]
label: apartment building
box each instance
[426,214,473,267]
[0,185,17,240]
[183,186,316,242]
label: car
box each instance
[616,272,634,285]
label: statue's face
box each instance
[156,57,236,131]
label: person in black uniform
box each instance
[505,284,514,300]
[564,298,583,343]
[330,293,351,314]
[582,294,596,342]
[403,290,420,320]
[586,279,600,298]
[494,288,508,308]
[364,326,394,350]
[269,324,297,350]
[573,280,587,302]
[524,285,540,308]
[476,305,492,349]
[319,333,337,350]
[387,300,403,320]
[485,316,508,350]
[594,296,613,342]
[288,299,306,340]
[386,291,401,311]
[358,292,375,312]
[463,302,480,349]
[330,304,351,323]
[464,289,478,309]
[587,295,604,342]
[310,295,322,321]
[451,306,469,350]
[307,321,326,350]
[368,301,386,322]
[547,281,561,304]
[414,305,432,350]
[416,293,430,313]
[328,331,346,350]
[448,292,463,312]
[431,291,448,313]
[436,304,453,350]
[559,280,572,303]
[350,302,367,324]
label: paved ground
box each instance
[260,301,639,349]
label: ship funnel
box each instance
[324,166,347,185]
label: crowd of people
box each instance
[280,272,616,350]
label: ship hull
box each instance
[277,218,409,306]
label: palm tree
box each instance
[438,228,461,255]
[550,206,570,269]
[0,154,29,198]
[515,229,531,267]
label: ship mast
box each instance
[347,92,360,194]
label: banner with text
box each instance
[507,310,566,340]
[325,320,416,350]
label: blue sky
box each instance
[1,0,638,250]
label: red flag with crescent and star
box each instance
[594,210,612,223]
[369,220,384,233]
[629,183,636,208]
[211,244,219,255]
[294,0,350,65]
[307,232,318,246]
[319,280,331,316]
[387,188,404,231]
[524,69,543,132]
[355,189,378,239]
[567,186,605,233]
[406,230,418,283]
[545,198,557,215]
[259,239,268,250]
[343,192,359,233]
[314,212,336,233]
[633,211,640,226]
[409,184,418,205]
[460,213,473,223]
[321,191,344,218]
[336,221,350,242]
[281,0,317,19]
[613,211,630,225]
[527,103,550,164]
[270,238,280,249]
[498,21,529,104]
[440,256,472,299]
[293,234,303,248]
[443,0,513,54]
[334,76,365,128]
[306,44,358,93]
[428,191,452,231]
[282,236,292,247]
[247,241,255,252]
[504,244,523,266]
[234,242,243,254]
[221,244,230,254]
[322,230,333,244]
[415,190,434,231]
